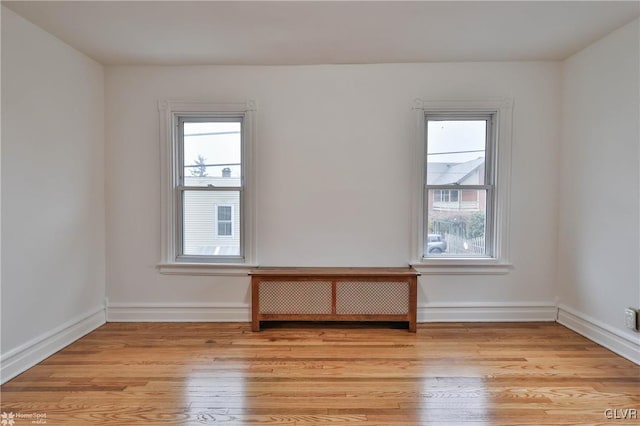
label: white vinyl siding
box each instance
[182,194,240,255]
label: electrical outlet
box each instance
[624,308,638,331]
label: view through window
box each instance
[180,119,242,259]
[425,116,493,257]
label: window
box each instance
[216,205,233,237]
[426,115,492,257]
[159,101,256,271]
[433,189,460,204]
[412,98,512,273]
[179,118,242,258]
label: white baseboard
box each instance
[1,306,106,384]
[107,302,557,323]
[557,304,640,365]
[418,301,558,322]
[107,303,250,322]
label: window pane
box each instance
[218,222,232,236]
[183,191,240,256]
[426,120,486,185]
[217,205,232,221]
[425,189,487,256]
[183,121,241,187]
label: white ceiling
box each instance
[3,1,639,66]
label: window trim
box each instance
[410,98,513,275]
[158,100,257,275]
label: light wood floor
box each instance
[1,322,638,425]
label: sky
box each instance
[427,120,486,164]
[183,121,241,178]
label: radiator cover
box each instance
[250,268,419,332]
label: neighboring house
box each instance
[427,157,486,212]
[426,157,486,243]
[183,171,241,256]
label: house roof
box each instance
[428,157,485,185]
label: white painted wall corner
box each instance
[0,306,106,384]
[557,304,640,365]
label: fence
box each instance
[444,233,485,255]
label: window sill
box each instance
[157,263,258,276]
[410,259,512,275]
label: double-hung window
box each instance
[178,117,242,260]
[159,101,256,270]
[412,99,513,272]
[425,113,494,257]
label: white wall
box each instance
[1,7,106,381]
[558,19,640,358]
[105,62,561,315]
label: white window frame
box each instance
[215,204,234,238]
[158,100,257,275]
[410,98,513,275]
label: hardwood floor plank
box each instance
[1,322,638,425]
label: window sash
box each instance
[218,222,232,236]
[424,185,494,258]
[425,114,494,186]
[177,188,243,261]
[177,116,243,187]
[218,206,232,222]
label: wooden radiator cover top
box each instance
[249,267,420,278]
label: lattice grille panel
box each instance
[336,281,409,314]
[259,281,332,314]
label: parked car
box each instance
[427,234,447,253]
